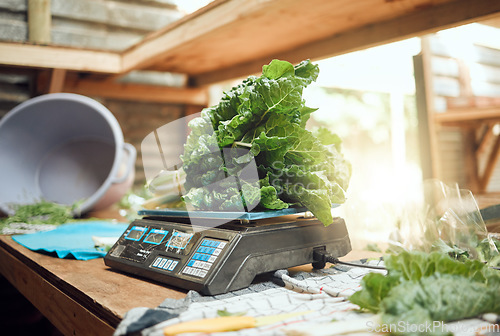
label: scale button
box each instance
[207,248,215,254]
[213,248,222,256]
[163,260,173,269]
[187,260,195,267]
[152,257,162,267]
[219,242,227,248]
[158,259,168,268]
[193,253,201,260]
[199,270,208,278]
[201,240,209,246]
[196,247,204,253]
[168,261,178,271]
[208,255,216,263]
[182,267,192,274]
[202,262,211,270]
[193,260,202,268]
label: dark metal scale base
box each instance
[104,213,351,295]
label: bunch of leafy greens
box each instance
[181,59,351,225]
[0,200,74,228]
[350,251,500,335]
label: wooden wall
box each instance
[0,0,181,51]
[0,0,195,189]
[416,30,500,197]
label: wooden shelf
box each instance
[1,0,500,86]
[434,106,500,125]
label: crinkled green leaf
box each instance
[258,174,289,210]
[262,59,295,79]
[181,59,350,225]
[350,251,500,336]
[349,273,400,313]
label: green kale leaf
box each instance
[180,59,350,225]
[349,251,500,335]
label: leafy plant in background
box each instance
[181,59,351,225]
[0,200,74,226]
[350,251,500,336]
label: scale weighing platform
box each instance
[104,208,351,295]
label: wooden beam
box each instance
[192,0,500,86]
[121,0,254,73]
[463,129,480,193]
[480,134,500,191]
[48,68,66,93]
[434,106,500,124]
[64,78,209,105]
[477,123,495,156]
[0,42,121,73]
[414,41,441,180]
[28,0,51,45]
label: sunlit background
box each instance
[207,22,500,250]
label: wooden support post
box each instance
[414,37,441,180]
[480,134,500,192]
[48,68,66,93]
[28,0,51,44]
[463,129,480,193]
[477,123,494,157]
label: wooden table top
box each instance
[0,231,381,336]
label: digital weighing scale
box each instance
[104,208,351,295]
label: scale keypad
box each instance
[182,239,227,278]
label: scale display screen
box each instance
[144,229,169,244]
[166,230,193,250]
[125,226,147,241]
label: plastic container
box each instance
[0,93,136,215]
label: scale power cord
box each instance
[313,249,500,271]
[312,249,387,270]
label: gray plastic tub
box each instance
[0,93,136,215]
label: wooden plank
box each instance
[414,41,442,180]
[0,238,115,336]
[463,129,480,192]
[63,78,209,105]
[480,134,500,191]
[123,0,457,75]
[48,68,66,93]
[434,106,500,124]
[190,0,500,86]
[51,0,181,33]
[447,96,500,109]
[477,123,495,156]
[121,0,260,72]
[28,0,51,44]
[0,42,121,73]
